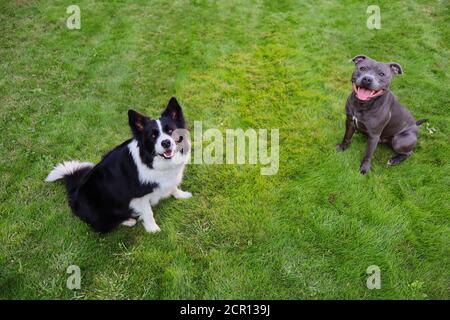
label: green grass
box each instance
[0,0,449,299]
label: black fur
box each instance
[54,97,186,233]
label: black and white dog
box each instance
[45,97,191,233]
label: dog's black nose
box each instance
[161,139,171,149]
[362,76,373,85]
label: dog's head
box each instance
[128,97,188,162]
[351,55,403,101]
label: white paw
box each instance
[121,218,137,227]
[144,223,161,233]
[173,190,192,199]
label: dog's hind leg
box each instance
[172,188,192,199]
[121,218,137,227]
[388,129,417,166]
[388,153,411,166]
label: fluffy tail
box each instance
[46,161,94,194]
[45,161,93,182]
[416,119,428,126]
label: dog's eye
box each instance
[151,134,156,139]
[168,129,173,134]
[379,72,385,76]
[359,66,366,71]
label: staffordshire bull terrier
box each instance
[336,55,426,174]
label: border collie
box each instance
[45,97,191,233]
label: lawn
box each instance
[0,0,449,299]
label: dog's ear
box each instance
[351,55,368,65]
[128,109,149,137]
[162,97,185,128]
[388,62,403,75]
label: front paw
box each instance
[144,223,161,233]
[336,143,348,152]
[173,190,192,199]
[359,161,371,175]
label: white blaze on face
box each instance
[155,120,175,158]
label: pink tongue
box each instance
[357,87,372,101]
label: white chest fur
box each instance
[128,140,188,205]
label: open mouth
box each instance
[353,83,384,101]
[161,149,174,159]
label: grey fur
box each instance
[337,55,426,174]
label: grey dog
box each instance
[336,55,426,174]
